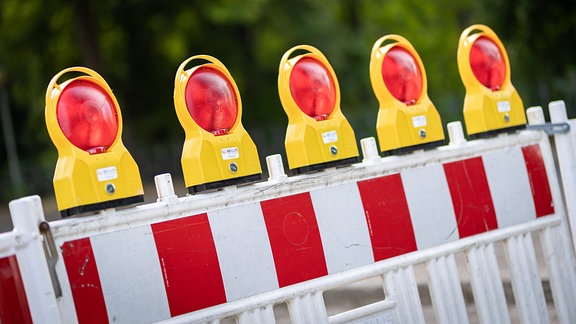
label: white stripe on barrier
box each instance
[311,183,374,274]
[402,164,459,249]
[208,203,278,301]
[483,146,536,227]
[91,225,170,323]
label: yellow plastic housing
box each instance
[174,55,261,193]
[457,24,526,138]
[369,35,445,155]
[278,45,358,173]
[45,67,144,217]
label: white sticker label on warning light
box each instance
[97,166,118,182]
[322,130,338,144]
[412,115,427,128]
[497,101,511,112]
[222,147,239,160]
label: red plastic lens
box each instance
[57,79,118,154]
[289,57,336,120]
[185,66,238,135]
[470,36,506,91]
[381,46,423,105]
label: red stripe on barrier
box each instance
[62,238,108,324]
[444,157,498,237]
[357,174,417,261]
[522,144,555,217]
[261,192,328,287]
[0,255,32,324]
[151,214,226,316]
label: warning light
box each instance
[289,57,336,121]
[45,67,144,217]
[57,79,118,153]
[174,55,261,193]
[381,47,423,105]
[369,34,445,155]
[457,24,526,138]
[469,36,506,91]
[185,67,237,135]
[278,45,358,174]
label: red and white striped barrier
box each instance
[56,140,553,322]
[5,104,576,324]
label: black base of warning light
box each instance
[290,156,359,175]
[381,140,445,157]
[468,124,526,140]
[60,195,145,218]
[188,173,263,194]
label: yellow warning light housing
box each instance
[457,24,526,138]
[369,34,445,155]
[45,67,144,217]
[174,55,262,193]
[278,45,358,174]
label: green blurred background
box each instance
[1,0,575,204]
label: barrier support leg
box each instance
[383,266,425,323]
[9,195,62,323]
[549,100,576,252]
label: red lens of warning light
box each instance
[289,57,336,121]
[185,67,238,135]
[470,36,506,91]
[57,79,118,154]
[381,46,423,105]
